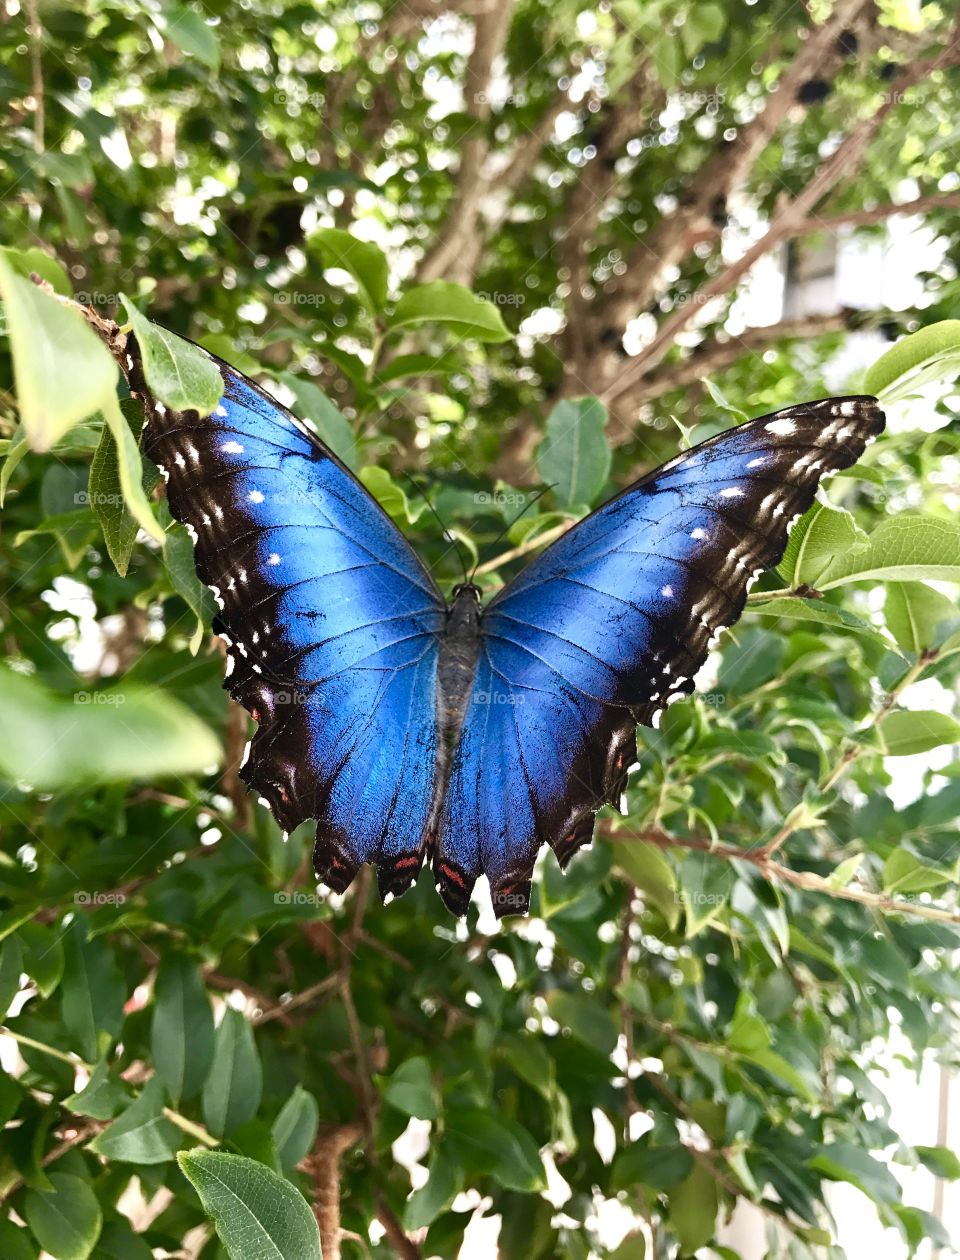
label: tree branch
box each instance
[604,825,960,929]
[416,0,516,283]
[602,27,960,409]
[607,308,872,418]
[594,0,872,340]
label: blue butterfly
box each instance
[134,342,884,917]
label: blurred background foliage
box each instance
[0,0,959,1257]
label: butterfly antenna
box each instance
[402,473,471,587]
[470,484,553,582]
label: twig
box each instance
[25,0,44,154]
[760,647,939,858]
[605,826,960,929]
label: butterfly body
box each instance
[129,334,884,918]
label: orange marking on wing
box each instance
[440,862,466,888]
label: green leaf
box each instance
[0,424,30,505]
[272,1086,319,1172]
[778,501,867,587]
[915,1144,960,1180]
[162,514,216,652]
[311,227,389,312]
[380,1055,438,1120]
[879,710,960,756]
[277,372,357,469]
[727,998,771,1056]
[884,582,960,654]
[96,1221,154,1260]
[827,853,864,889]
[0,1219,39,1260]
[120,296,222,415]
[809,1141,903,1204]
[88,1077,182,1164]
[612,841,679,929]
[100,396,164,544]
[24,1173,102,1260]
[387,280,512,342]
[864,320,960,403]
[739,1047,818,1102]
[748,596,892,648]
[202,1009,263,1138]
[64,1059,129,1120]
[883,847,955,894]
[612,1143,693,1192]
[446,1108,546,1192]
[359,465,422,523]
[160,5,221,68]
[679,857,734,937]
[151,956,215,1104]
[3,245,72,295]
[0,667,221,789]
[545,990,618,1056]
[403,1151,461,1229]
[537,397,611,510]
[670,1163,718,1253]
[0,934,22,1020]
[818,515,960,589]
[60,918,125,1062]
[88,403,161,572]
[178,1150,322,1260]
[0,253,118,451]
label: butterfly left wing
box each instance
[434,396,885,916]
[131,343,446,899]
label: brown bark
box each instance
[592,0,873,346]
[416,0,516,284]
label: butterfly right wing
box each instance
[434,397,885,916]
[134,344,445,899]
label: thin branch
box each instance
[301,1122,365,1260]
[472,518,574,576]
[605,825,960,929]
[608,308,871,416]
[596,0,871,337]
[786,189,960,237]
[25,0,44,154]
[603,28,960,408]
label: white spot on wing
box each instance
[221,440,244,454]
[248,489,264,503]
[661,584,673,598]
[720,486,744,498]
[268,553,281,566]
[765,417,796,436]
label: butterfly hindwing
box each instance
[435,397,885,916]
[134,344,446,898]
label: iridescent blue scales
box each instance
[132,338,884,917]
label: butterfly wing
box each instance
[133,344,446,898]
[434,396,885,916]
